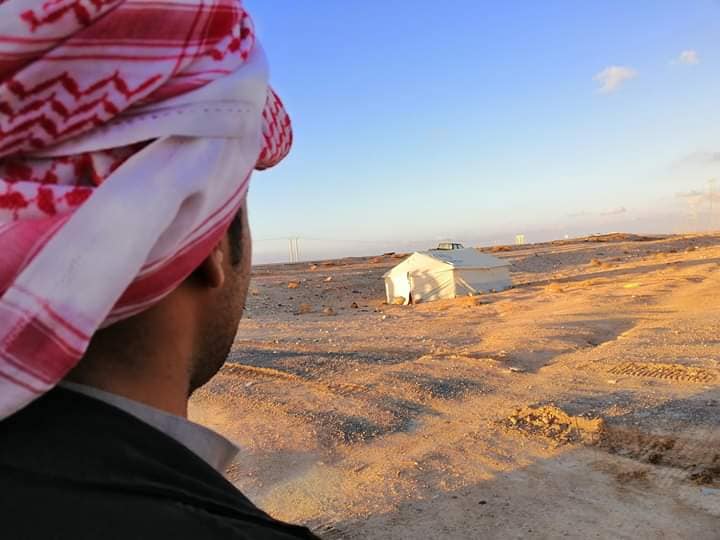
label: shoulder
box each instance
[155,502,320,539]
[1,467,318,539]
[0,388,320,539]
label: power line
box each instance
[254,236,295,242]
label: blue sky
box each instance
[245,1,720,263]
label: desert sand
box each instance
[190,233,720,539]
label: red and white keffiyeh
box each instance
[0,0,292,419]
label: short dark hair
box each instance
[227,208,244,266]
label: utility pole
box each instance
[288,237,300,263]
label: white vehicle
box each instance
[435,241,464,251]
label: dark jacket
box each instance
[0,387,320,539]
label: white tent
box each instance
[383,248,511,304]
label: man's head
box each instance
[67,203,252,409]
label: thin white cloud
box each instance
[676,189,720,203]
[684,151,720,164]
[600,206,627,216]
[676,50,700,65]
[676,189,704,199]
[671,151,720,171]
[566,207,628,218]
[593,66,637,94]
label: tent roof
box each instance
[383,248,510,277]
[425,248,510,269]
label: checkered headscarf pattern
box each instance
[0,0,292,418]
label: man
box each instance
[0,1,319,538]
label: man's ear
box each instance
[196,243,226,289]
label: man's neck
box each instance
[65,371,190,416]
[63,287,199,417]
[65,350,192,417]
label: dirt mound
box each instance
[581,233,661,243]
[486,245,513,253]
[504,405,604,445]
[505,405,720,485]
[599,426,720,485]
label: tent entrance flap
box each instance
[385,272,412,304]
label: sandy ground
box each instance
[190,233,720,539]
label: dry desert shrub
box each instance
[574,278,604,288]
[544,282,565,293]
[590,258,612,269]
